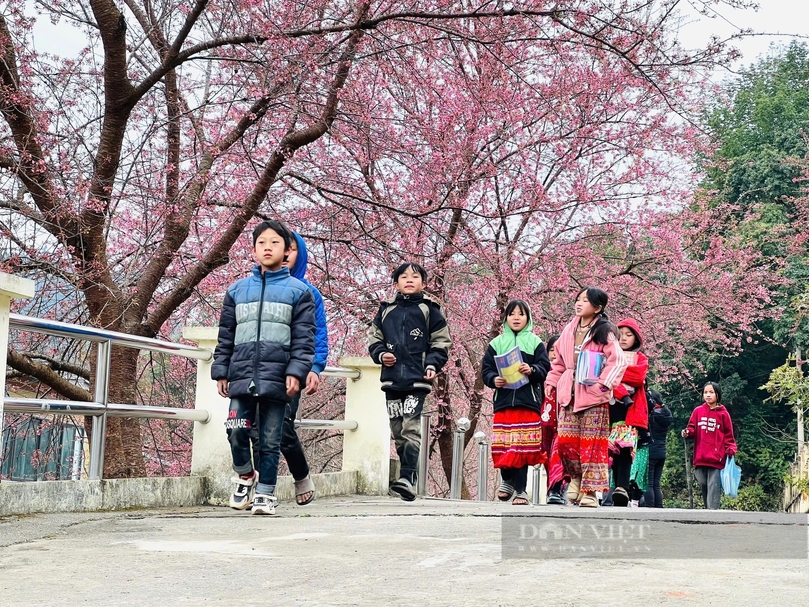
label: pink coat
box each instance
[546,316,628,413]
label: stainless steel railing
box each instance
[4,314,359,480]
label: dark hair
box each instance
[647,390,663,407]
[252,220,293,249]
[503,299,531,325]
[703,381,722,404]
[392,262,427,283]
[546,334,560,352]
[575,286,617,345]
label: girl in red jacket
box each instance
[607,318,649,507]
[681,382,737,510]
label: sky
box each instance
[28,0,809,74]
[676,0,809,72]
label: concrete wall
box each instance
[0,471,359,516]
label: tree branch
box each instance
[6,349,93,402]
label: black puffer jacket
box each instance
[368,293,451,393]
[648,401,674,460]
[211,266,315,401]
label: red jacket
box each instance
[684,403,737,468]
[614,318,648,429]
[613,351,649,429]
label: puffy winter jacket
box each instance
[613,318,649,429]
[289,232,329,375]
[545,316,628,412]
[368,293,451,393]
[211,266,316,401]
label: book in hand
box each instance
[576,350,604,385]
[623,350,638,366]
[494,346,529,389]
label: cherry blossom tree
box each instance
[1,0,767,480]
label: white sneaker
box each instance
[229,471,258,510]
[251,494,277,515]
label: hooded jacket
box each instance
[289,233,329,375]
[211,266,315,401]
[545,316,628,412]
[481,310,551,414]
[368,292,451,393]
[684,402,737,468]
[614,318,649,429]
[648,397,673,460]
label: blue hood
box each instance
[290,232,308,280]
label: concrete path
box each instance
[1,497,807,606]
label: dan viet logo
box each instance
[504,520,652,557]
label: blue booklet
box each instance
[494,346,529,389]
[576,350,604,385]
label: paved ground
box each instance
[1,497,807,606]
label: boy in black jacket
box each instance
[368,262,451,500]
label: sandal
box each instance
[497,481,516,502]
[294,476,315,506]
[512,491,530,506]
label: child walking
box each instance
[368,262,451,501]
[544,287,627,508]
[542,335,567,505]
[644,390,673,508]
[212,220,316,515]
[606,318,649,507]
[481,300,551,505]
[681,382,737,510]
[279,232,329,506]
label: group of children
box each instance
[212,220,737,513]
[484,287,737,509]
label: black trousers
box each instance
[500,466,529,493]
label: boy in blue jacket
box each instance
[368,262,451,500]
[279,232,329,506]
[212,220,315,515]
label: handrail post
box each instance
[88,340,111,480]
[417,413,431,497]
[0,273,35,441]
[530,465,548,506]
[338,356,389,495]
[449,417,470,500]
[474,431,488,501]
[183,327,232,504]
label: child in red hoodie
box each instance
[606,318,649,507]
[681,382,737,509]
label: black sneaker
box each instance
[547,491,566,505]
[612,486,630,507]
[390,478,417,501]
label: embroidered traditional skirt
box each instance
[543,432,565,487]
[557,403,610,492]
[491,407,547,469]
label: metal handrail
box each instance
[295,419,358,431]
[9,313,212,361]
[6,312,361,480]
[322,365,361,380]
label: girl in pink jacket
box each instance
[544,287,628,507]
